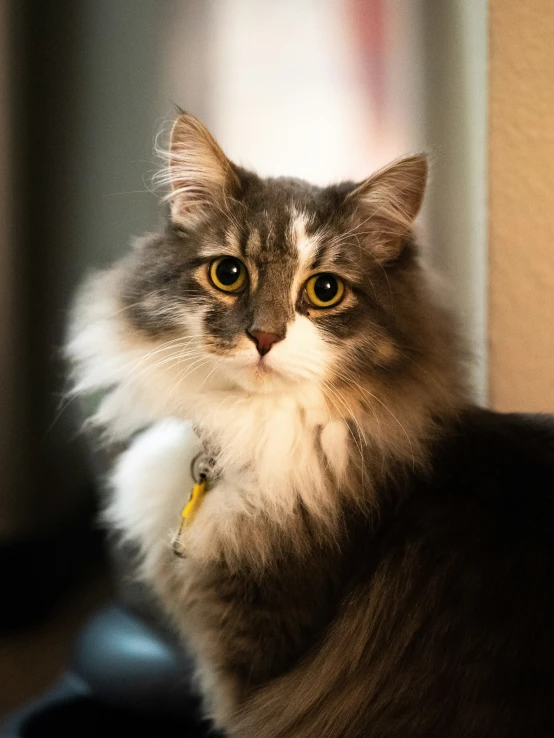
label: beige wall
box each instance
[489,0,554,411]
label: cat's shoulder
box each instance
[439,406,554,488]
[419,407,554,542]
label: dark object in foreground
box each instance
[2,605,211,738]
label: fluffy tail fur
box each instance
[231,553,443,738]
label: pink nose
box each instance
[247,330,283,356]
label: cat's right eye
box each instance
[209,257,248,293]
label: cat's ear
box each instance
[166,112,239,225]
[347,155,428,262]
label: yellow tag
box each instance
[182,480,208,522]
[173,479,208,558]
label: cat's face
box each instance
[119,114,428,396]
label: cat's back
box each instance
[351,408,554,737]
[424,407,554,543]
[366,408,554,601]
[377,407,554,634]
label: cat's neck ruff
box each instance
[187,381,352,513]
[105,378,356,571]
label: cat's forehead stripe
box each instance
[290,210,319,271]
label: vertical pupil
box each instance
[216,259,240,285]
[314,275,338,302]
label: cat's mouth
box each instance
[241,353,292,388]
[220,347,308,391]
[248,356,282,382]
[255,356,274,373]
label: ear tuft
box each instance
[162,112,238,225]
[348,155,428,261]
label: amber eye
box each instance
[305,273,345,308]
[209,257,247,293]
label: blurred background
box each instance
[1,0,551,729]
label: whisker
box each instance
[322,381,364,466]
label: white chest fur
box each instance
[106,388,350,570]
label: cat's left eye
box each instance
[304,273,345,308]
[209,257,248,293]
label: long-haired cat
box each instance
[67,112,554,737]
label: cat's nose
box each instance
[246,330,284,356]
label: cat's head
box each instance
[113,112,430,399]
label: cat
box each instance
[67,112,554,737]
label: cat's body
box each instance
[111,409,554,737]
[67,113,554,736]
